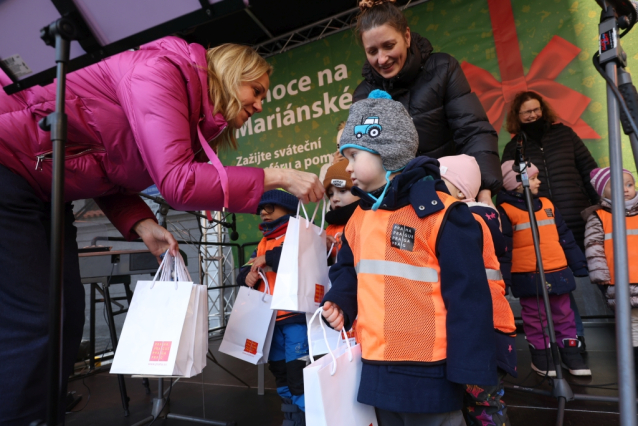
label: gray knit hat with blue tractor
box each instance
[339,90,418,210]
[339,89,418,172]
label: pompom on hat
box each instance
[501,160,540,191]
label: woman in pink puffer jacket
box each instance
[0,36,323,425]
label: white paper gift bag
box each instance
[270,201,330,313]
[218,271,277,365]
[303,309,378,426]
[110,252,207,378]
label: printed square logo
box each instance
[149,341,172,362]
[545,208,554,218]
[314,284,325,303]
[391,224,415,251]
[244,339,258,355]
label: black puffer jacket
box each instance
[501,122,599,249]
[353,32,501,193]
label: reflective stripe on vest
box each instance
[501,197,567,273]
[355,259,439,282]
[345,191,457,363]
[596,209,638,285]
[485,268,503,281]
[604,228,638,240]
[512,218,556,231]
[472,212,516,335]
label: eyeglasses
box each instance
[519,107,542,118]
[259,203,275,214]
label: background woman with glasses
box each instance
[501,91,599,352]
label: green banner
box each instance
[220,0,638,246]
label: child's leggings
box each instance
[519,293,577,348]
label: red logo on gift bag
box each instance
[149,341,172,362]
[244,339,259,355]
[314,284,325,303]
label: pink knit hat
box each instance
[438,154,481,202]
[501,160,540,191]
[590,167,635,197]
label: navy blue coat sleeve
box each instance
[497,206,514,287]
[323,233,358,331]
[555,207,588,276]
[438,203,496,386]
[265,246,283,272]
[236,265,250,287]
[471,206,508,258]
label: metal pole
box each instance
[43,27,72,426]
[605,59,638,425]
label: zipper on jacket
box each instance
[35,145,106,171]
[539,146,553,199]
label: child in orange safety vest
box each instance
[236,189,308,426]
[323,159,360,265]
[321,90,497,426]
[438,154,516,426]
[583,167,638,375]
[497,160,591,378]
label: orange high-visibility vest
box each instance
[255,235,296,321]
[344,191,458,364]
[501,197,567,273]
[472,213,516,335]
[596,209,638,285]
[326,223,344,261]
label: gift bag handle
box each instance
[335,327,354,363]
[257,270,272,302]
[296,199,326,233]
[307,307,338,376]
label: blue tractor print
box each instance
[354,116,382,138]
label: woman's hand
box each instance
[477,189,495,209]
[133,218,179,261]
[322,301,344,331]
[264,168,325,204]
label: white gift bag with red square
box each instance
[270,201,330,313]
[110,252,208,377]
[218,271,277,364]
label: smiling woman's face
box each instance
[232,72,270,128]
[361,24,411,80]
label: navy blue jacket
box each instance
[496,190,588,298]
[323,157,497,414]
[468,203,509,258]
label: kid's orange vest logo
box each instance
[314,284,325,303]
[244,339,259,355]
[149,341,172,362]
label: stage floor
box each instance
[66,321,624,426]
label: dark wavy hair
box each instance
[355,0,408,43]
[506,91,559,134]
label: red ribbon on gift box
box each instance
[460,0,600,139]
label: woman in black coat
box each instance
[353,0,502,204]
[501,91,599,249]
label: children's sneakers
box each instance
[560,339,592,376]
[529,344,557,377]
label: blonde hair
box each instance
[205,44,273,150]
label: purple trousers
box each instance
[520,293,577,349]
